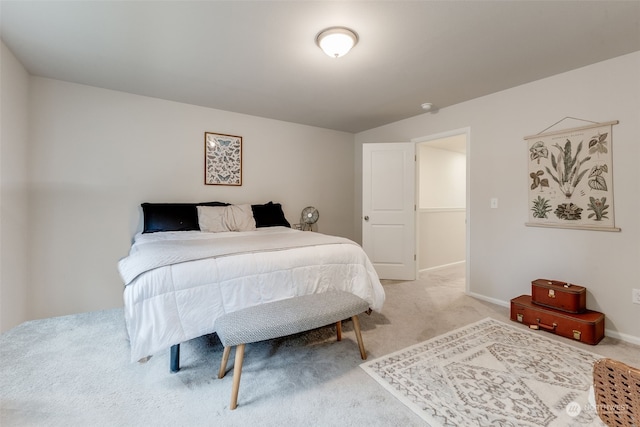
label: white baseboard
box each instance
[419,260,466,274]
[467,292,640,345]
[466,291,509,308]
[604,329,640,346]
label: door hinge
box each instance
[414,254,417,261]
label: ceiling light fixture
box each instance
[316,27,358,58]
[421,103,433,112]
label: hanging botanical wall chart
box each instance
[525,120,620,231]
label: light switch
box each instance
[490,198,498,209]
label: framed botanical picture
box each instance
[524,120,619,231]
[204,132,242,186]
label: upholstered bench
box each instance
[215,290,369,410]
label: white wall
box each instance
[22,77,355,322]
[419,145,466,209]
[4,45,639,344]
[418,210,466,270]
[356,51,640,343]
[0,41,30,332]
[418,145,466,270]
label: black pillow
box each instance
[251,202,291,228]
[142,203,198,233]
[197,201,230,207]
[141,201,229,233]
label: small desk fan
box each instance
[300,206,319,231]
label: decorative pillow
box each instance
[198,201,230,208]
[251,202,291,228]
[225,204,257,232]
[141,201,229,233]
[142,203,199,233]
[197,206,231,233]
[197,204,257,232]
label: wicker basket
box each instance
[593,358,640,426]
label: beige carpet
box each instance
[2,264,639,426]
[362,317,605,426]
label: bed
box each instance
[118,201,385,364]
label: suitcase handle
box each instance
[546,280,571,288]
[536,319,557,331]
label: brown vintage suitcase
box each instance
[531,278,586,313]
[510,295,604,345]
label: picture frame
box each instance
[204,132,242,186]
[524,120,619,231]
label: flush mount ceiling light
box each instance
[316,27,358,58]
[421,103,433,112]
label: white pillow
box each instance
[225,204,256,232]
[197,206,231,233]
[197,204,256,232]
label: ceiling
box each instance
[1,1,639,134]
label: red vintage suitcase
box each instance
[531,279,586,313]
[510,295,604,345]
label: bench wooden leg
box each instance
[351,315,367,360]
[336,321,342,341]
[230,344,245,410]
[170,344,180,373]
[218,346,231,379]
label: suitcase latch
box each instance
[516,313,523,323]
[573,330,581,341]
[548,289,556,298]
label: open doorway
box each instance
[413,130,468,286]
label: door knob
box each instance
[364,216,369,221]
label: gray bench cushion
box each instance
[215,291,369,347]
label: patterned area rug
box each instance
[361,318,605,426]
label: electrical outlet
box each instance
[633,289,640,305]
[490,198,498,209]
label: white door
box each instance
[362,142,416,280]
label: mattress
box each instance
[119,227,385,362]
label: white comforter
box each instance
[119,227,385,362]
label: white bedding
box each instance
[119,227,385,362]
